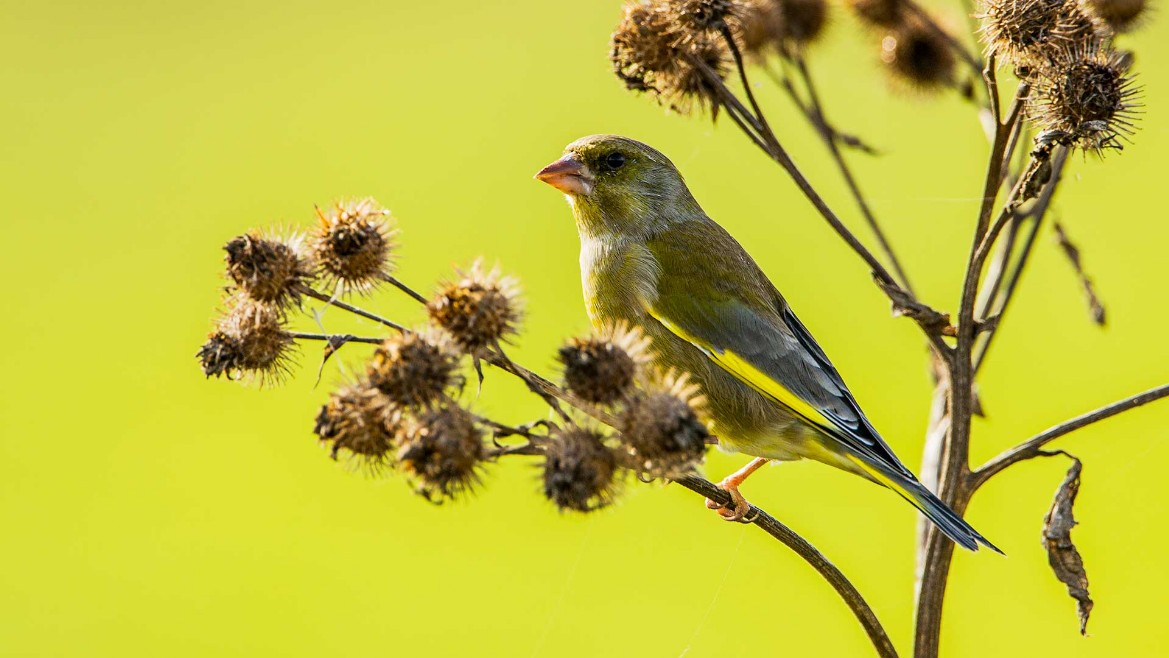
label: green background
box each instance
[2,1,1166,656]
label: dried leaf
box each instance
[875,277,955,336]
[1053,223,1106,327]
[314,334,360,386]
[1042,455,1092,636]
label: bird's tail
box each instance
[850,456,1003,553]
[898,475,1002,553]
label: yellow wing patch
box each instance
[649,310,834,431]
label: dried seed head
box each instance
[367,329,462,408]
[1086,0,1147,32]
[312,198,397,295]
[739,0,785,58]
[1029,45,1140,152]
[979,0,1106,66]
[618,371,710,479]
[610,1,734,115]
[670,0,745,30]
[881,19,956,90]
[427,261,521,353]
[197,295,295,385]
[223,231,312,310]
[558,323,650,405]
[777,0,830,46]
[397,405,486,502]
[850,0,906,28]
[543,427,622,512]
[314,381,401,472]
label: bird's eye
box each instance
[600,151,626,172]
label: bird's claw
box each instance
[705,481,752,523]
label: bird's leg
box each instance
[705,457,769,522]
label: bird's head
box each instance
[536,135,699,238]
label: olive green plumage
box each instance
[541,134,998,552]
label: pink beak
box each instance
[535,154,594,196]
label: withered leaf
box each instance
[1053,223,1107,327]
[315,334,360,387]
[1042,455,1092,636]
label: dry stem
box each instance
[971,383,1169,487]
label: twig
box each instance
[763,62,879,155]
[483,347,578,424]
[793,55,915,295]
[487,442,546,458]
[1053,222,1106,326]
[475,415,552,458]
[382,273,429,305]
[675,475,899,658]
[973,147,1071,373]
[970,383,1169,487]
[300,286,406,332]
[711,37,900,288]
[973,213,1023,325]
[289,332,383,345]
[695,44,952,345]
[984,55,1002,126]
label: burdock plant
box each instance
[196,0,1161,656]
[198,202,710,509]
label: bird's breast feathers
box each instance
[580,234,661,325]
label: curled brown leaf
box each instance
[1042,452,1092,636]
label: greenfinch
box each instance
[536,134,998,552]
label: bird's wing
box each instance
[644,228,913,477]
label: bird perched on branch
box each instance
[536,134,999,552]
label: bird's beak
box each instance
[535,154,594,196]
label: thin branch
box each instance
[289,332,383,345]
[300,286,406,332]
[674,475,899,658]
[719,97,773,153]
[707,40,899,288]
[297,283,606,427]
[721,25,774,143]
[972,162,1029,266]
[973,147,1070,372]
[487,442,546,458]
[764,56,955,355]
[482,347,579,424]
[973,212,1023,323]
[475,415,552,458]
[763,60,879,155]
[695,46,953,345]
[382,273,429,305]
[971,383,1169,487]
[984,55,1002,126]
[793,55,915,295]
[974,124,1035,320]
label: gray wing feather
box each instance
[777,304,912,476]
[680,297,912,477]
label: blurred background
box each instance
[2,1,1166,656]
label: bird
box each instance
[535,134,999,552]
